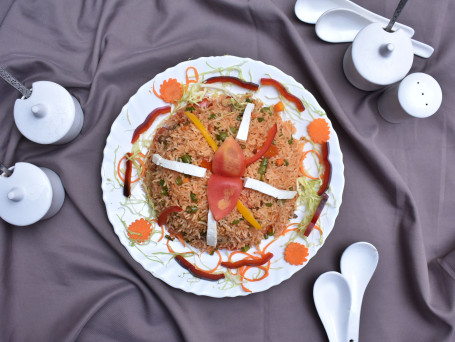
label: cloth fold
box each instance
[1,0,454,341]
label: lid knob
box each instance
[380,43,395,56]
[7,187,24,202]
[31,104,47,118]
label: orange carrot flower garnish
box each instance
[127,218,152,243]
[153,78,183,103]
[307,118,330,144]
[284,242,309,265]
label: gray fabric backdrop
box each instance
[1,0,454,341]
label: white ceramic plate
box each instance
[101,55,344,297]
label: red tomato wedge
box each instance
[207,174,243,221]
[211,137,245,177]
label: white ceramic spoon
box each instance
[313,271,352,342]
[340,242,379,342]
[294,0,414,37]
[315,9,434,58]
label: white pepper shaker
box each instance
[377,73,442,123]
[343,23,414,91]
[14,81,84,144]
[0,162,65,226]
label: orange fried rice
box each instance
[144,93,304,251]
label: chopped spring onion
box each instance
[179,153,192,164]
[258,157,269,180]
[186,206,198,214]
[216,131,229,142]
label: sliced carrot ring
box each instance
[284,242,309,265]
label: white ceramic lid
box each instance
[14,81,76,144]
[352,23,414,86]
[398,73,442,118]
[0,162,52,226]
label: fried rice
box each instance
[144,93,304,251]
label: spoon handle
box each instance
[0,66,32,98]
[385,0,409,32]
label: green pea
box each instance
[186,206,198,214]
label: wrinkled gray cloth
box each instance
[1,0,454,341]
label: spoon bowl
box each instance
[340,242,379,341]
[294,0,414,37]
[313,271,352,342]
[315,9,434,58]
[316,8,370,43]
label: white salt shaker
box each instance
[377,73,442,123]
[14,81,84,144]
[343,23,414,91]
[0,162,65,226]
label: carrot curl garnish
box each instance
[185,67,199,91]
[307,118,330,144]
[300,149,322,180]
[284,242,309,265]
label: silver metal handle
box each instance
[385,0,409,32]
[0,163,13,177]
[0,66,32,98]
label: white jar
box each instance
[14,81,84,144]
[343,23,414,91]
[0,162,65,226]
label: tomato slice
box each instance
[207,174,243,221]
[211,137,245,177]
